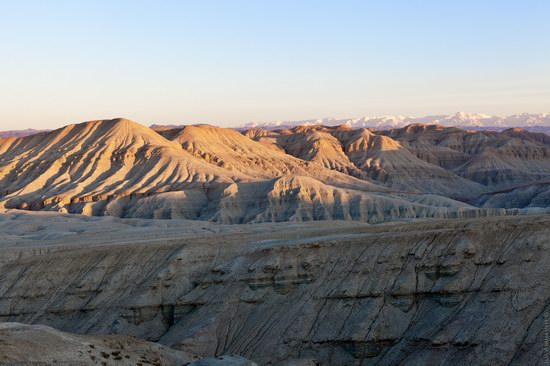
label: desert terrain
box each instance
[1,118,550,222]
[0,210,549,365]
[1,119,550,365]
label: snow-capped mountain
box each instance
[238,112,550,131]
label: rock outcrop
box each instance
[1,213,548,365]
[0,322,196,365]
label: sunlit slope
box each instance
[0,119,244,215]
[1,119,546,222]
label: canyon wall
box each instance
[1,215,548,365]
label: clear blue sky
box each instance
[1,0,549,129]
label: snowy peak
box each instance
[238,113,550,131]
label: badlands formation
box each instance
[0,211,549,364]
[1,118,550,365]
[1,118,550,221]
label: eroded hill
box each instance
[1,119,550,223]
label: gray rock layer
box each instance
[0,215,549,365]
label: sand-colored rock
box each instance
[1,119,550,222]
[0,322,196,365]
[0,119,241,212]
[382,124,550,189]
[2,118,550,366]
[245,124,541,200]
[168,124,379,191]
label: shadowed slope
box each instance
[477,178,550,209]
[338,128,487,200]
[2,214,549,365]
[384,125,550,189]
[248,126,487,200]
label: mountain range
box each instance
[2,113,550,139]
[238,112,550,132]
[1,118,550,223]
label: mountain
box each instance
[382,124,550,189]
[1,118,501,224]
[1,118,550,223]
[162,124,370,187]
[238,112,550,132]
[3,119,550,365]
[247,125,488,200]
[0,118,241,217]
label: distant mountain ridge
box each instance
[238,112,550,131]
[3,113,550,138]
[0,128,49,138]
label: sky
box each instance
[0,0,549,130]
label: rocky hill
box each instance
[1,118,550,223]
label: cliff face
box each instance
[1,214,548,365]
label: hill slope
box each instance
[1,118,549,222]
[0,119,243,217]
[383,125,550,189]
[247,126,488,200]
